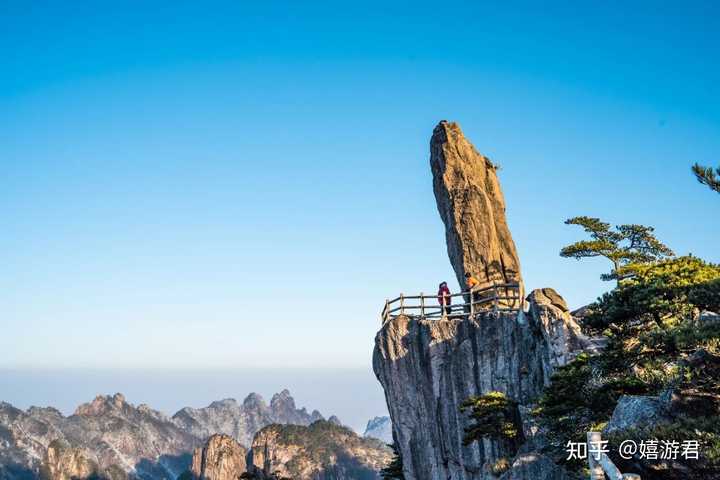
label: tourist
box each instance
[437,281,452,315]
[465,272,481,304]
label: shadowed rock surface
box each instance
[430,121,524,301]
[190,435,246,480]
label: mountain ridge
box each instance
[0,390,338,480]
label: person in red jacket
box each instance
[437,281,452,316]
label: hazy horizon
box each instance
[0,367,386,435]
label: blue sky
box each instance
[1,1,719,371]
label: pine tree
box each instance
[459,391,523,450]
[692,163,720,194]
[380,444,405,480]
[560,217,674,285]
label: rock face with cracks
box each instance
[373,304,584,480]
[430,121,524,301]
[190,434,246,480]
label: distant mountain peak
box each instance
[208,398,239,409]
[171,389,327,447]
[363,416,392,444]
[241,392,266,408]
[1,389,335,480]
[73,393,128,416]
[270,389,295,409]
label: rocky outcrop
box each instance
[41,440,99,480]
[40,439,128,480]
[363,417,393,445]
[372,272,586,479]
[173,390,324,447]
[430,121,524,300]
[604,395,671,434]
[526,288,594,370]
[373,121,584,480]
[247,421,391,480]
[373,309,570,480]
[190,435,246,480]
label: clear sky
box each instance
[1,1,719,373]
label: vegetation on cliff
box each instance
[460,392,523,450]
[379,444,404,480]
[537,254,720,478]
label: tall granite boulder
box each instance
[430,121,523,301]
[190,434,246,480]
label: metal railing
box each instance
[380,282,522,324]
[587,432,640,480]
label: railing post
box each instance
[469,289,474,317]
[400,294,404,316]
[420,292,425,318]
[384,299,389,323]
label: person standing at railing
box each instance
[437,281,452,315]
[465,272,481,304]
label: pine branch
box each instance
[692,163,720,194]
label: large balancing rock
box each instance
[430,121,524,300]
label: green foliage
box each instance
[584,256,720,333]
[535,353,649,470]
[176,471,193,480]
[560,216,673,283]
[460,392,523,449]
[537,255,720,478]
[380,444,404,480]
[606,416,720,478]
[692,163,720,194]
